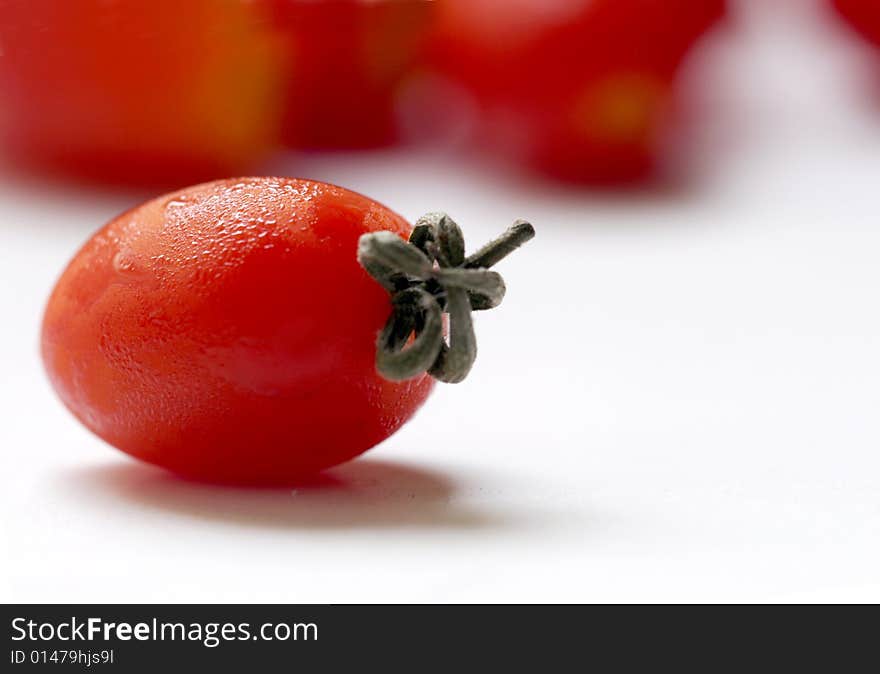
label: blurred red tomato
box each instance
[0,1,284,186]
[833,0,880,48]
[425,0,726,184]
[267,0,433,149]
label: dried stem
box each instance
[357,213,535,383]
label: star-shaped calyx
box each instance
[357,212,535,383]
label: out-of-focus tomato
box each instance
[0,1,284,186]
[267,0,434,149]
[425,0,726,184]
[833,0,880,49]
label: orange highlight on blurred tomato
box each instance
[0,1,285,186]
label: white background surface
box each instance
[2,1,879,603]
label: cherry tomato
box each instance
[0,1,284,186]
[832,0,880,49]
[425,0,726,184]
[41,178,435,484]
[266,0,433,148]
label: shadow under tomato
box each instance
[62,458,504,531]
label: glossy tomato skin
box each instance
[42,178,434,484]
[427,0,726,184]
[833,0,880,48]
[0,1,284,186]
[266,0,433,148]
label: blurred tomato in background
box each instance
[422,0,727,185]
[267,0,433,149]
[832,0,880,49]
[0,0,734,188]
[0,0,284,186]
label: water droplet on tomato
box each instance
[112,250,150,280]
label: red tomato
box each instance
[266,0,433,148]
[833,0,880,48]
[425,0,726,184]
[0,1,284,186]
[41,178,435,484]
